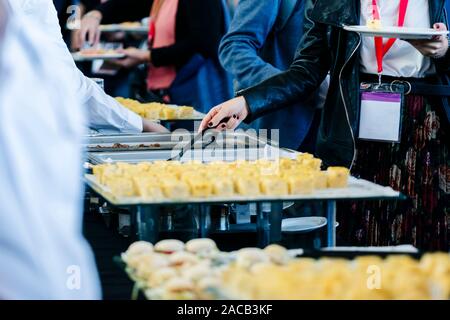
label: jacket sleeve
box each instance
[240,0,331,123]
[434,49,450,72]
[151,0,223,68]
[96,0,152,24]
[218,0,282,91]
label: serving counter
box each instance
[84,132,403,247]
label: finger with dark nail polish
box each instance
[233,114,237,119]
[208,122,213,127]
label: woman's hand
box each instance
[407,23,449,59]
[142,119,170,133]
[198,96,249,132]
[79,10,103,46]
[111,48,150,69]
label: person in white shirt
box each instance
[0,0,100,299]
[9,0,167,134]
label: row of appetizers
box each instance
[121,238,450,300]
[122,238,226,300]
[115,97,195,120]
[92,154,350,199]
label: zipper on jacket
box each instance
[339,33,361,170]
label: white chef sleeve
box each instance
[80,73,144,133]
[18,0,143,133]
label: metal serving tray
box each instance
[84,175,401,206]
[84,131,275,152]
[88,145,297,164]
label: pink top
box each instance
[147,0,179,91]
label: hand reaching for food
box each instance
[142,119,170,133]
[198,97,249,133]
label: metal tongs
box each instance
[167,117,231,162]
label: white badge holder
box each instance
[358,82,405,143]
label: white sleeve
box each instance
[79,72,143,133]
[39,1,143,133]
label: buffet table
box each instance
[84,132,403,247]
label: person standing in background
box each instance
[0,0,100,299]
[201,0,449,250]
[12,0,167,134]
[78,0,233,113]
[219,0,328,150]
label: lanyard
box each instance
[372,0,409,82]
[148,0,166,47]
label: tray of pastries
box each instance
[221,249,450,300]
[119,238,450,300]
[72,48,126,61]
[100,22,148,33]
[115,97,203,121]
[85,153,400,206]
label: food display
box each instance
[115,97,195,120]
[100,22,148,33]
[121,239,227,299]
[78,48,119,56]
[367,18,382,30]
[117,22,142,28]
[92,154,350,199]
[93,143,162,150]
[121,239,450,300]
[73,48,126,61]
[222,253,450,300]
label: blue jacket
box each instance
[219,0,317,149]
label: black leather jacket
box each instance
[241,0,450,168]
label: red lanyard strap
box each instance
[148,0,166,46]
[372,0,409,74]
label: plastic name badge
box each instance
[359,91,402,143]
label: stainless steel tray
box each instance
[84,174,401,206]
[88,145,297,164]
[84,131,275,152]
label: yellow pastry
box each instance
[144,107,162,120]
[177,106,194,118]
[285,174,314,194]
[161,107,177,120]
[327,167,350,188]
[211,179,235,197]
[367,18,382,30]
[187,179,213,198]
[296,153,314,163]
[161,180,190,199]
[259,177,289,196]
[132,177,163,199]
[104,176,135,197]
[234,177,260,196]
[313,171,328,189]
[301,158,322,171]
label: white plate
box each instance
[72,52,126,62]
[100,24,148,33]
[282,217,328,233]
[343,25,449,40]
